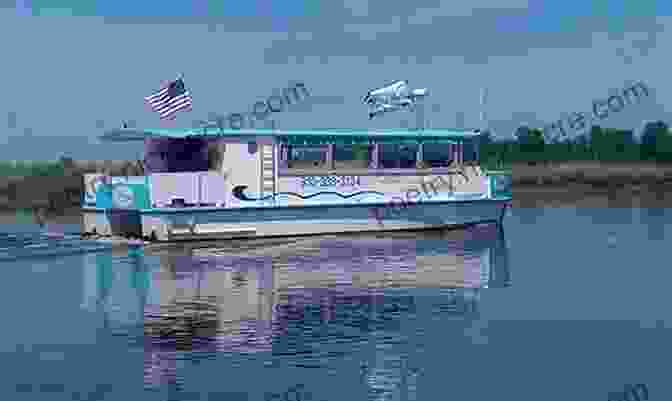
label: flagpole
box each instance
[480,87,488,132]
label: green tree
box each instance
[598,128,636,161]
[514,126,545,164]
[589,126,605,161]
[655,128,672,161]
[640,121,671,161]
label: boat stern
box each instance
[82,174,151,238]
[485,170,512,200]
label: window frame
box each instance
[277,140,471,176]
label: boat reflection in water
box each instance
[82,225,510,397]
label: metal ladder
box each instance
[260,144,275,196]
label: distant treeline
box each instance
[478,121,672,168]
[0,157,142,177]
[3,120,672,177]
[0,160,66,177]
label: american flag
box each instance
[144,77,193,120]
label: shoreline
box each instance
[510,161,672,186]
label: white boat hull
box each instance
[82,198,510,242]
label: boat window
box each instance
[462,141,478,163]
[333,144,372,169]
[422,144,455,167]
[379,144,418,169]
[286,145,328,169]
[207,141,225,171]
[143,137,211,173]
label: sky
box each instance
[1,0,671,160]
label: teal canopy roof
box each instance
[100,127,481,144]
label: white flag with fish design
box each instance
[363,80,429,119]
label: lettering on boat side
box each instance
[340,175,360,186]
[607,383,648,401]
[302,175,361,188]
[369,166,483,225]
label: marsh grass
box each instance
[480,158,512,174]
[0,159,142,178]
[0,160,65,177]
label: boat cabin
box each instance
[89,127,492,209]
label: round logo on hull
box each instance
[112,186,134,208]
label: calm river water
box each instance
[0,198,669,401]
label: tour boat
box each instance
[82,127,512,241]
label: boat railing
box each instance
[83,171,227,209]
[149,172,227,208]
[277,166,475,177]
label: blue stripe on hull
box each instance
[82,198,510,239]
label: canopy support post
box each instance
[369,144,380,169]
